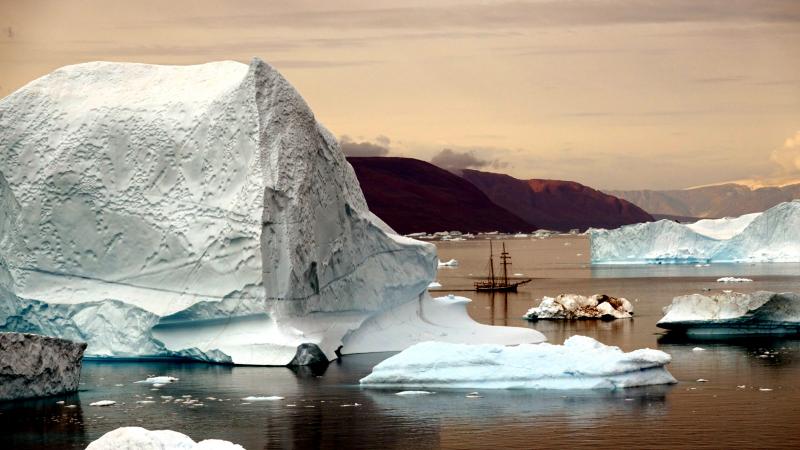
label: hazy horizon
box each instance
[1,0,798,190]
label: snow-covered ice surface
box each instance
[359,336,676,390]
[0,59,541,365]
[686,213,761,240]
[657,291,800,336]
[85,427,244,450]
[524,294,633,320]
[590,201,800,264]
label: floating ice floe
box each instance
[0,59,542,366]
[716,277,753,283]
[657,291,800,336]
[524,294,633,321]
[85,427,243,450]
[438,259,459,267]
[242,396,284,401]
[590,201,800,264]
[359,336,676,390]
[427,281,442,289]
[395,391,434,396]
[135,376,179,385]
[89,400,116,407]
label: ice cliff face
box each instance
[590,200,800,264]
[657,291,800,335]
[0,59,542,365]
[0,332,86,401]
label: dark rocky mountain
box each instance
[347,157,532,234]
[461,170,654,231]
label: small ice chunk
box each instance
[759,388,773,392]
[90,400,116,407]
[136,400,155,404]
[56,401,65,405]
[438,259,459,267]
[395,391,434,396]
[242,396,284,401]
[465,392,483,398]
[737,385,746,389]
[427,281,442,289]
[716,277,753,283]
[135,376,178,385]
[697,379,709,382]
[692,347,706,352]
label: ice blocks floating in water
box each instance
[0,59,543,365]
[590,201,800,264]
[524,294,633,320]
[359,336,676,390]
[657,291,800,336]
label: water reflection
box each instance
[0,392,86,450]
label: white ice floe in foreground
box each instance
[359,336,676,390]
[438,259,459,267]
[0,59,541,366]
[716,277,753,283]
[590,201,800,264]
[86,427,243,450]
[427,281,442,289]
[657,291,800,335]
[524,294,633,321]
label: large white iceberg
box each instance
[657,291,800,336]
[359,336,677,390]
[590,201,800,264]
[0,59,544,365]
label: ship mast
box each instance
[489,240,495,285]
[500,242,510,286]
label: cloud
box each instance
[339,135,390,157]
[430,148,509,173]
[770,130,800,175]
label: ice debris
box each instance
[524,294,633,321]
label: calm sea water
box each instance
[3,236,800,449]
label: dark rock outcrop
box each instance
[0,332,86,401]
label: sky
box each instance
[1,0,799,190]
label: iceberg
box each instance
[0,59,543,365]
[590,201,800,264]
[359,336,677,390]
[657,291,800,336]
[523,294,633,320]
[86,427,243,450]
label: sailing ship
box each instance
[474,241,532,292]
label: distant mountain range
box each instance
[348,157,653,234]
[609,183,800,219]
[461,170,653,231]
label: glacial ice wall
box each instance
[590,200,800,264]
[0,59,542,365]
